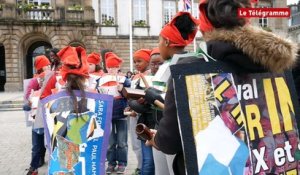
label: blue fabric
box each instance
[30,130,46,169]
[32,128,44,134]
[107,119,128,166]
[112,98,127,120]
[141,141,154,175]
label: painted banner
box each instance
[170,61,300,175]
[41,90,113,175]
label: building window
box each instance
[258,6,268,27]
[133,0,147,26]
[101,0,115,26]
[163,1,176,24]
[259,17,268,27]
[193,2,199,18]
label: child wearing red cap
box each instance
[126,48,154,175]
[87,52,103,75]
[98,52,129,174]
[25,55,50,175]
[87,52,104,91]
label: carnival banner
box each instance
[170,61,300,175]
[41,90,113,175]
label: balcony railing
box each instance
[66,10,84,21]
[0,5,93,24]
[16,8,54,21]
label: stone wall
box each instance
[0,23,97,91]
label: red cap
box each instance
[199,0,214,33]
[160,11,199,47]
[87,52,101,65]
[34,55,50,70]
[133,49,152,62]
[58,46,89,81]
[199,0,251,33]
[105,52,123,68]
[150,48,160,57]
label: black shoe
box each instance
[25,167,38,175]
[38,158,45,168]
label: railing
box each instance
[16,8,54,21]
[66,10,83,21]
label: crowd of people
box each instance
[23,0,299,175]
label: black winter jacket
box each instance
[154,26,298,175]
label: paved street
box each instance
[0,110,138,175]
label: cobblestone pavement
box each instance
[0,111,138,175]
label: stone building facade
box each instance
[0,0,288,91]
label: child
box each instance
[128,49,153,175]
[25,55,51,175]
[100,52,129,174]
[87,52,104,91]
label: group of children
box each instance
[24,42,174,175]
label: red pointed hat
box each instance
[58,46,89,81]
[133,49,152,62]
[160,11,199,47]
[105,52,123,68]
[34,55,50,70]
[87,52,101,65]
[150,48,160,57]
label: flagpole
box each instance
[129,0,133,72]
[192,0,197,52]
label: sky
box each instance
[288,0,299,5]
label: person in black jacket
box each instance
[144,11,200,175]
[145,0,298,174]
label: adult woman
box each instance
[49,48,61,71]
[145,11,200,175]
[146,1,297,174]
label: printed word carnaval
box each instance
[216,77,294,141]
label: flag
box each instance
[183,0,191,12]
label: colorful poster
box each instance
[170,61,300,175]
[41,90,113,175]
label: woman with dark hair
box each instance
[146,0,297,174]
[100,48,113,73]
[49,48,61,71]
[144,11,200,175]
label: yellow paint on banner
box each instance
[185,74,214,136]
[275,77,294,132]
[245,104,264,141]
[264,79,281,135]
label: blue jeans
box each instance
[30,130,46,169]
[107,119,128,166]
[141,141,154,175]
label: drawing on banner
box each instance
[171,61,300,175]
[41,90,113,175]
